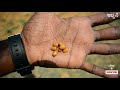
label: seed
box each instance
[59,45,66,50]
[58,42,63,46]
[52,51,58,57]
[53,43,58,47]
[63,48,69,53]
[58,49,62,52]
[51,46,57,51]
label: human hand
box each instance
[21,12,120,78]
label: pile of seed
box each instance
[51,42,69,57]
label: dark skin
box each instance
[0,12,120,78]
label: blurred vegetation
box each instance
[0,12,120,78]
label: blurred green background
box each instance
[0,12,120,78]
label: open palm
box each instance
[21,12,120,78]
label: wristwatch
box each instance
[8,34,33,76]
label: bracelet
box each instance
[8,34,33,76]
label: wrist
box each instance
[0,39,15,76]
[20,34,38,66]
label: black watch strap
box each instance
[8,34,32,76]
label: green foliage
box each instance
[20,19,26,26]
[6,21,14,26]
[5,26,19,34]
[0,18,6,22]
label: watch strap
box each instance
[8,34,32,76]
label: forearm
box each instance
[0,39,15,77]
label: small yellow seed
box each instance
[59,45,66,50]
[58,42,63,46]
[53,43,58,47]
[63,48,69,53]
[52,51,58,57]
[51,46,57,51]
[58,49,62,52]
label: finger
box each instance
[90,43,120,55]
[88,12,120,26]
[80,61,118,78]
[95,26,120,41]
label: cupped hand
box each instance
[21,12,120,78]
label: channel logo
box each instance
[105,64,118,75]
[105,70,118,74]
